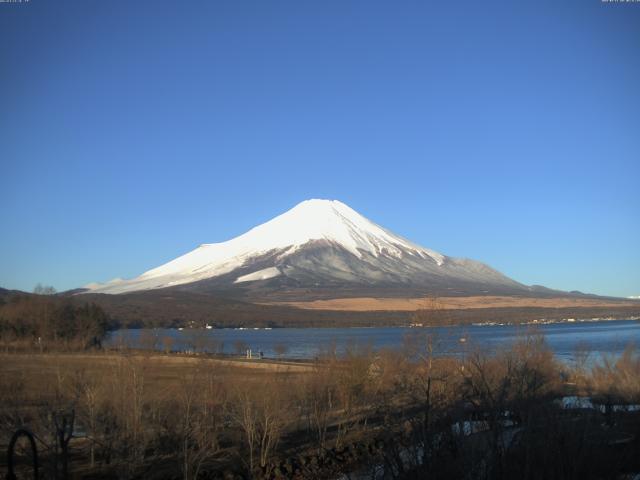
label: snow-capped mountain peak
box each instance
[84,199,520,295]
[213,199,444,263]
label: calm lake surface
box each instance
[108,319,640,364]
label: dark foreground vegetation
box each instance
[1,292,640,479]
[1,329,640,480]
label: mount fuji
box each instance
[84,199,528,299]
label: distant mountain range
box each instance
[83,199,536,300]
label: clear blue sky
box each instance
[1,0,638,297]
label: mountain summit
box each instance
[85,199,525,297]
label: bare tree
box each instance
[410,295,449,326]
[162,335,174,354]
[139,329,159,352]
[204,336,224,356]
[72,369,102,467]
[332,343,375,449]
[302,365,336,455]
[588,345,640,412]
[176,364,225,480]
[402,329,459,465]
[273,343,288,359]
[107,357,148,471]
[234,340,249,356]
[34,283,57,295]
[230,378,289,472]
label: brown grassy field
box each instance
[267,295,640,311]
[0,352,312,392]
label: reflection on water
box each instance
[107,319,640,364]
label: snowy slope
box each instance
[84,199,521,295]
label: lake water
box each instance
[107,319,640,364]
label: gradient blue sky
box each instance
[1,1,639,297]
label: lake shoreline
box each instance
[109,314,640,332]
[107,318,640,363]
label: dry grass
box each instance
[267,295,639,311]
[0,352,312,398]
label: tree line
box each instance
[0,290,110,351]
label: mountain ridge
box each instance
[84,199,527,297]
